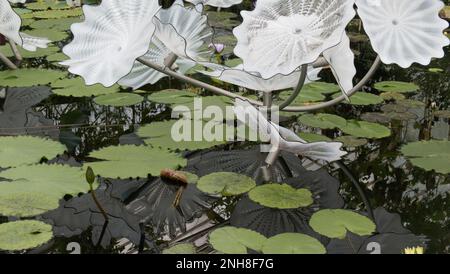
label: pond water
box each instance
[0,0,449,254]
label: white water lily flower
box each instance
[119,0,211,89]
[323,33,356,96]
[186,0,243,8]
[61,0,161,87]
[234,99,347,162]
[356,0,450,68]
[233,0,356,79]
[199,63,322,92]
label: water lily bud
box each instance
[85,166,96,185]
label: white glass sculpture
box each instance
[119,37,195,89]
[119,0,211,89]
[356,0,450,68]
[20,32,51,51]
[234,99,347,162]
[323,34,356,96]
[186,0,243,8]
[61,0,161,87]
[7,0,26,3]
[233,0,356,79]
[0,0,23,46]
[153,0,212,61]
[199,63,322,92]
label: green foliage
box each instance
[401,141,450,174]
[262,233,326,254]
[197,172,256,196]
[0,221,53,251]
[248,184,313,209]
[209,227,267,254]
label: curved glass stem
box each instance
[137,55,381,112]
[279,64,308,110]
[0,51,17,69]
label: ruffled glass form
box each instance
[0,0,22,46]
[186,0,243,8]
[61,0,161,87]
[200,63,321,92]
[233,0,356,79]
[356,0,450,68]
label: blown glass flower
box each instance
[233,0,356,79]
[199,63,322,92]
[234,99,347,162]
[61,0,161,87]
[186,0,243,8]
[356,0,450,68]
[119,0,211,89]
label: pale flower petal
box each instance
[356,0,450,68]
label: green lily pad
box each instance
[380,91,406,101]
[138,119,232,151]
[0,136,66,168]
[29,17,82,31]
[25,1,69,10]
[94,93,144,107]
[197,172,256,196]
[163,243,196,254]
[301,82,341,94]
[209,227,267,254]
[297,132,332,143]
[401,140,450,174]
[52,78,120,97]
[335,136,368,148]
[278,89,326,105]
[340,120,391,139]
[85,145,186,178]
[0,191,59,218]
[173,95,234,120]
[262,233,326,254]
[0,45,60,59]
[374,81,419,93]
[397,99,425,108]
[309,209,376,239]
[0,221,53,251]
[0,69,66,87]
[298,113,347,129]
[147,89,196,105]
[25,28,69,42]
[22,8,83,19]
[46,52,69,62]
[335,92,383,106]
[248,184,313,209]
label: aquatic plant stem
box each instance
[137,56,381,112]
[89,183,109,223]
[0,51,17,69]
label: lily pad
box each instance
[248,184,313,209]
[0,69,66,87]
[26,28,69,42]
[309,209,376,239]
[29,17,82,31]
[22,8,83,19]
[0,136,66,168]
[374,81,419,93]
[434,110,450,119]
[335,92,383,106]
[163,243,196,254]
[173,95,234,120]
[278,89,325,105]
[209,227,267,254]
[0,221,53,251]
[138,119,231,151]
[298,113,347,129]
[400,141,450,174]
[94,93,144,107]
[85,145,187,178]
[148,89,196,105]
[262,233,326,254]
[335,136,368,148]
[297,132,332,143]
[52,78,120,97]
[197,172,256,196]
[0,45,60,59]
[46,52,69,62]
[380,92,406,101]
[340,120,391,139]
[25,1,69,10]
[301,82,341,94]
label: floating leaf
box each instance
[197,172,256,196]
[46,52,69,62]
[248,184,313,209]
[94,93,144,107]
[401,141,450,174]
[22,8,83,19]
[29,17,82,31]
[0,69,66,87]
[147,89,196,105]
[86,145,186,178]
[138,119,230,151]
[340,120,391,139]
[278,89,325,105]
[297,132,331,143]
[163,243,196,254]
[0,191,59,218]
[298,113,347,129]
[335,136,368,148]
[25,1,69,10]
[52,78,120,97]
[301,82,341,94]
[335,92,383,106]
[434,110,450,119]
[262,233,326,254]
[0,221,53,251]
[374,81,419,93]
[380,92,406,101]
[209,227,267,254]
[0,45,60,59]
[26,28,69,42]
[309,209,376,239]
[0,136,66,168]
[397,99,425,108]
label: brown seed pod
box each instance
[160,168,188,185]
